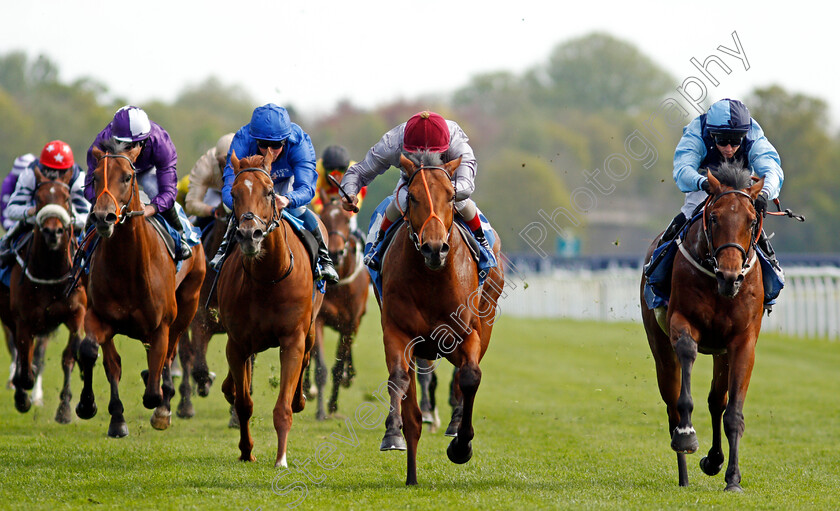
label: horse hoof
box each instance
[176,400,195,419]
[700,456,724,476]
[422,411,434,424]
[444,421,460,437]
[239,454,256,462]
[196,384,211,398]
[380,434,407,451]
[315,410,327,421]
[108,421,129,438]
[670,429,699,454]
[446,439,472,464]
[150,408,171,430]
[143,392,163,410]
[140,369,149,385]
[55,402,73,424]
[14,393,32,413]
[725,483,744,492]
[76,401,98,420]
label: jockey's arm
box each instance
[284,135,318,210]
[447,123,477,201]
[672,118,708,193]
[69,168,90,229]
[341,127,401,198]
[185,148,216,217]
[747,123,784,200]
[5,169,37,224]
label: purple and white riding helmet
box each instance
[111,105,152,142]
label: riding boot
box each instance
[0,221,30,267]
[161,207,193,261]
[363,228,386,271]
[757,230,781,271]
[311,227,339,284]
[210,216,237,271]
[657,212,686,247]
[472,227,491,252]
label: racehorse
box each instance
[175,208,229,419]
[76,140,205,437]
[2,166,86,421]
[309,194,369,420]
[641,163,766,491]
[217,149,323,467]
[377,152,504,485]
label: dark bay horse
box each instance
[217,149,323,467]
[77,141,205,437]
[3,166,86,420]
[641,164,766,491]
[175,208,229,419]
[309,195,369,420]
[378,152,504,485]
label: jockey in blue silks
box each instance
[215,103,339,283]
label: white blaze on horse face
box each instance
[243,178,254,195]
[329,208,341,219]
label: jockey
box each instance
[339,111,486,270]
[657,98,783,270]
[1,153,36,231]
[310,144,366,238]
[86,105,193,261]
[0,141,89,265]
[217,103,339,283]
[185,133,234,219]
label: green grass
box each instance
[1,304,839,510]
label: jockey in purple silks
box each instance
[86,105,192,260]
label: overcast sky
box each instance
[2,1,838,124]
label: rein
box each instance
[403,166,455,251]
[97,153,145,223]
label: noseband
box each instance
[700,189,762,277]
[403,166,454,251]
[97,153,145,223]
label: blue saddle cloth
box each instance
[643,215,784,309]
[364,196,497,298]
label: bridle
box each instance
[402,166,455,251]
[16,179,76,285]
[233,166,293,284]
[698,189,762,277]
[96,153,145,223]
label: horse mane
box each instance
[99,138,132,154]
[709,161,753,190]
[403,151,443,168]
[238,154,266,169]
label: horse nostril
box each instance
[234,230,244,242]
[440,243,450,257]
[104,212,118,225]
[420,243,433,258]
[251,229,264,241]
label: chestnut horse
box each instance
[309,195,369,420]
[641,164,766,491]
[378,152,504,485]
[217,149,323,467]
[175,208,229,418]
[76,141,205,437]
[3,166,86,421]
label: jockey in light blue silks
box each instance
[215,103,339,283]
[645,98,785,311]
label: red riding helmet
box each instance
[403,111,450,153]
[39,140,74,170]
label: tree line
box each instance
[0,33,834,253]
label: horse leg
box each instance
[700,353,729,477]
[416,358,434,424]
[31,336,48,406]
[101,337,128,438]
[142,327,169,411]
[722,335,758,492]
[379,347,410,453]
[55,324,83,424]
[226,342,255,462]
[12,323,36,413]
[313,321,327,420]
[428,364,440,431]
[669,323,700,457]
[150,329,179,430]
[273,335,306,468]
[191,320,216,398]
[176,330,195,419]
[4,324,15,389]
[402,363,423,486]
[75,330,101,420]
[328,332,352,415]
[447,334,482,465]
[445,367,463,437]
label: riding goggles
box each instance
[257,139,287,149]
[712,134,744,147]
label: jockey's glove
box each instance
[755,192,768,217]
[700,179,711,194]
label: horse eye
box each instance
[123,174,132,183]
[408,193,417,203]
[710,214,718,225]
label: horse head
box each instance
[399,152,461,270]
[32,164,73,251]
[230,148,281,258]
[703,164,765,298]
[89,140,144,238]
[321,197,352,269]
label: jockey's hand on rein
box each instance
[754,192,768,217]
[341,194,358,212]
[700,179,711,194]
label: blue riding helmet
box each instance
[706,98,751,136]
[248,103,291,142]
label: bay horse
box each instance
[641,163,766,491]
[3,166,86,421]
[175,207,229,419]
[77,140,206,437]
[217,149,323,467]
[378,152,504,485]
[309,194,369,420]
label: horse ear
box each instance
[399,154,416,175]
[231,150,241,174]
[748,176,765,200]
[32,164,46,183]
[706,169,722,195]
[264,146,278,168]
[127,144,142,161]
[443,157,462,178]
[318,186,329,206]
[92,147,104,162]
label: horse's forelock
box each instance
[237,154,266,171]
[100,138,132,154]
[710,162,753,190]
[404,150,444,169]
